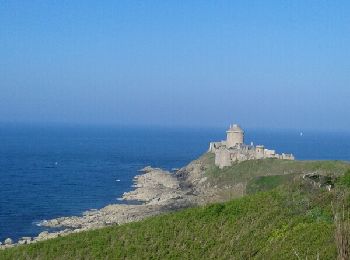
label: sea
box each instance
[1,124,350,242]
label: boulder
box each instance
[38,231,49,240]
[4,238,13,245]
[18,237,32,245]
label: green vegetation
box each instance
[202,152,349,200]
[203,153,349,187]
[1,157,350,259]
[246,174,295,194]
[0,185,339,259]
[338,170,350,187]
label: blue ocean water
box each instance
[0,125,350,242]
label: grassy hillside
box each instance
[201,152,349,200]
[203,152,349,186]
[1,158,350,259]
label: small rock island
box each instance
[209,124,294,168]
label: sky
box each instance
[0,1,349,130]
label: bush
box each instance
[338,170,350,188]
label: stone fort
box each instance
[209,124,294,169]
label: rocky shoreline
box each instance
[1,157,215,249]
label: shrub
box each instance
[338,170,350,188]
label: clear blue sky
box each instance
[1,1,349,130]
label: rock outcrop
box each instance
[122,167,184,204]
[4,238,13,245]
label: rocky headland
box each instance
[1,155,219,249]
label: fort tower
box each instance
[226,124,244,148]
